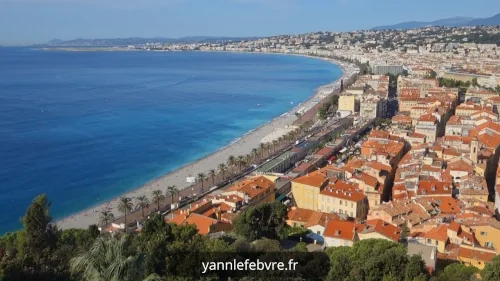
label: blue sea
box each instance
[0,48,342,234]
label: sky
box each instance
[1,0,500,44]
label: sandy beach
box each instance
[56,53,358,229]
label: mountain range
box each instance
[372,12,500,30]
[43,36,260,46]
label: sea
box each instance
[0,48,342,234]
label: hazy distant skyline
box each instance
[1,0,500,44]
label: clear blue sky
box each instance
[1,0,500,44]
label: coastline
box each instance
[55,51,358,229]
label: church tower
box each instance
[470,137,479,164]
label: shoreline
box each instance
[55,51,358,229]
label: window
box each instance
[350,212,353,217]
[293,223,297,227]
[317,231,320,235]
[435,241,438,246]
[427,239,432,244]
[345,201,348,206]
[480,231,487,236]
[485,242,493,248]
[340,200,343,205]
[339,209,343,214]
[351,202,354,208]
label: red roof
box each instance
[458,247,496,262]
[361,219,401,242]
[323,220,363,241]
[424,224,449,242]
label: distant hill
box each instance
[372,13,500,30]
[42,36,259,47]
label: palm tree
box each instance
[218,163,228,180]
[135,195,150,218]
[259,143,266,158]
[227,155,236,174]
[167,185,179,204]
[151,190,165,211]
[278,136,283,146]
[197,173,206,190]
[266,142,272,156]
[251,148,258,161]
[272,139,279,152]
[245,154,252,166]
[117,197,133,233]
[208,169,216,185]
[237,155,245,171]
[98,210,115,226]
[70,235,161,281]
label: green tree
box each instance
[232,202,287,241]
[400,221,409,242]
[481,255,500,281]
[383,273,398,281]
[291,242,308,252]
[252,238,281,252]
[197,173,206,190]
[167,185,179,204]
[218,163,227,180]
[251,148,259,161]
[117,197,133,233]
[151,190,165,211]
[237,155,245,171]
[99,210,115,226]
[405,255,428,281]
[22,194,57,264]
[208,169,216,186]
[227,155,236,174]
[245,154,252,166]
[471,77,479,87]
[272,140,279,153]
[325,246,352,281]
[69,235,161,281]
[135,195,150,218]
[435,263,478,281]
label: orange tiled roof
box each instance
[448,220,461,233]
[323,220,363,241]
[227,175,274,200]
[369,130,390,139]
[447,159,474,173]
[292,170,328,187]
[417,180,452,196]
[361,219,401,242]
[418,114,437,123]
[183,213,221,235]
[320,179,365,202]
[447,115,462,125]
[458,247,496,263]
[392,114,412,124]
[424,224,449,242]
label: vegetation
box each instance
[437,77,471,88]
[151,190,165,211]
[135,195,150,218]
[117,197,133,232]
[318,95,340,120]
[232,202,287,241]
[325,239,428,281]
[166,185,178,205]
[1,195,497,281]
